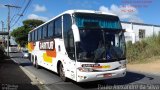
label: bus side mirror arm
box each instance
[72,24,80,42]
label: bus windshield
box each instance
[74,13,126,62]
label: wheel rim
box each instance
[60,64,65,79]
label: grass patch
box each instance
[127,34,160,64]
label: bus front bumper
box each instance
[76,68,126,82]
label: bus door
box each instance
[68,57,77,81]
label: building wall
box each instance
[121,22,160,43]
[154,26,160,35]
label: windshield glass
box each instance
[74,13,126,62]
[75,13,122,29]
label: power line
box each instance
[17,0,32,26]
[11,0,32,28]
[10,0,26,23]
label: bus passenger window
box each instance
[30,33,32,41]
[35,30,38,41]
[48,21,54,38]
[42,25,48,39]
[32,31,35,41]
[55,17,62,38]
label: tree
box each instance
[23,19,44,29]
[11,19,44,47]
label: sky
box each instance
[0,0,160,31]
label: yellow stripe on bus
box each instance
[93,65,111,69]
[102,65,111,68]
[43,53,52,63]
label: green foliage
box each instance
[127,34,160,63]
[23,19,44,29]
[11,19,44,47]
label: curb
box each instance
[19,66,51,90]
[127,69,160,76]
[11,58,51,90]
[19,66,39,84]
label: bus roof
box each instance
[29,10,117,33]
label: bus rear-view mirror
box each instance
[72,24,80,42]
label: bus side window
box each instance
[28,34,30,42]
[30,33,32,41]
[32,31,35,41]
[35,30,38,41]
[38,27,42,40]
[42,25,48,39]
[55,17,62,38]
[63,14,75,60]
[48,21,55,38]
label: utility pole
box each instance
[1,21,4,45]
[1,21,4,32]
[5,4,21,56]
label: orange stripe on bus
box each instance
[28,42,35,52]
[46,49,56,57]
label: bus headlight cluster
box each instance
[77,67,93,72]
[121,63,126,68]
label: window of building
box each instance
[159,31,160,36]
[55,17,62,38]
[48,21,54,38]
[139,29,145,39]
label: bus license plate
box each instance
[103,73,112,77]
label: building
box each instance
[121,21,160,43]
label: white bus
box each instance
[28,10,126,82]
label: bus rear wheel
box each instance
[33,60,36,67]
[35,59,40,69]
[59,63,67,82]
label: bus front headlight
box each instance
[121,63,126,69]
[77,67,93,72]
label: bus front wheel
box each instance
[59,63,67,82]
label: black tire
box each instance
[35,59,40,69]
[28,53,31,61]
[59,63,67,82]
[33,60,36,67]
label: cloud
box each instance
[28,14,48,21]
[99,4,143,23]
[67,0,100,9]
[129,16,143,23]
[34,4,46,12]
[0,4,5,8]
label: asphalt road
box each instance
[10,52,160,90]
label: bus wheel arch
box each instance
[57,61,67,82]
[57,61,61,74]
